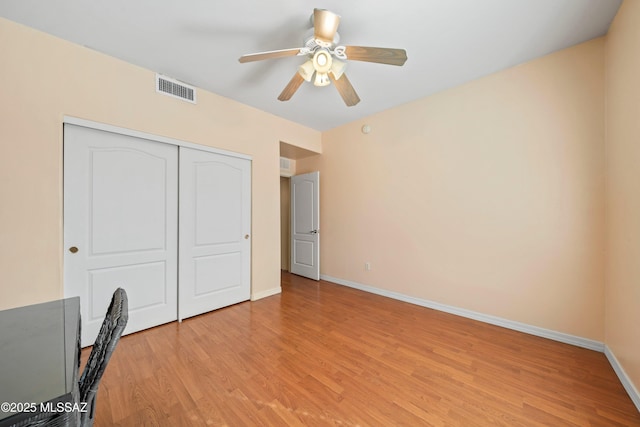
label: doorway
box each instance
[278,141,322,278]
[279,169,321,280]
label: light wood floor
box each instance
[83,272,640,426]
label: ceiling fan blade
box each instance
[329,73,360,107]
[278,73,305,101]
[314,9,340,44]
[238,48,302,63]
[344,46,408,66]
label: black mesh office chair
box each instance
[78,288,128,427]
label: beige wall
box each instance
[605,0,640,393]
[0,17,320,309]
[298,38,606,340]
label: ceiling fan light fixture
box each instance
[330,59,347,80]
[314,72,331,87]
[312,50,332,74]
[298,60,315,82]
[313,9,340,44]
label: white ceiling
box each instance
[0,0,622,131]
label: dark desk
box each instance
[0,297,81,427]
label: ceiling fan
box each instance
[238,8,408,107]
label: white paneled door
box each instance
[64,124,178,346]
[64,121,252,345]
[178,148,251,320]
[290,171,320,280]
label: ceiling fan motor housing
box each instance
[312,8,340,46]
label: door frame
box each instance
[63,117,252,161]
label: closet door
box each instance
[64,124,178,346]
[178,147,251,320]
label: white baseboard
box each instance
[320,274,604,352]
[605,345,640,412]
[251,286,281,301]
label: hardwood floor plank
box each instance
[82,272,640,426]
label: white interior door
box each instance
[63,124,178,346]
[178,147,251,320]
[290,171,320,280]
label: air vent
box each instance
[156,74,196,103]
[280,157,295,177]
[280,157,291,170]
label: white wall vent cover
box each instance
[156,74,196,103]
[280,157,291,170]
[280,157,295,177]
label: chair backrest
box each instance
[79,288,128,426]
